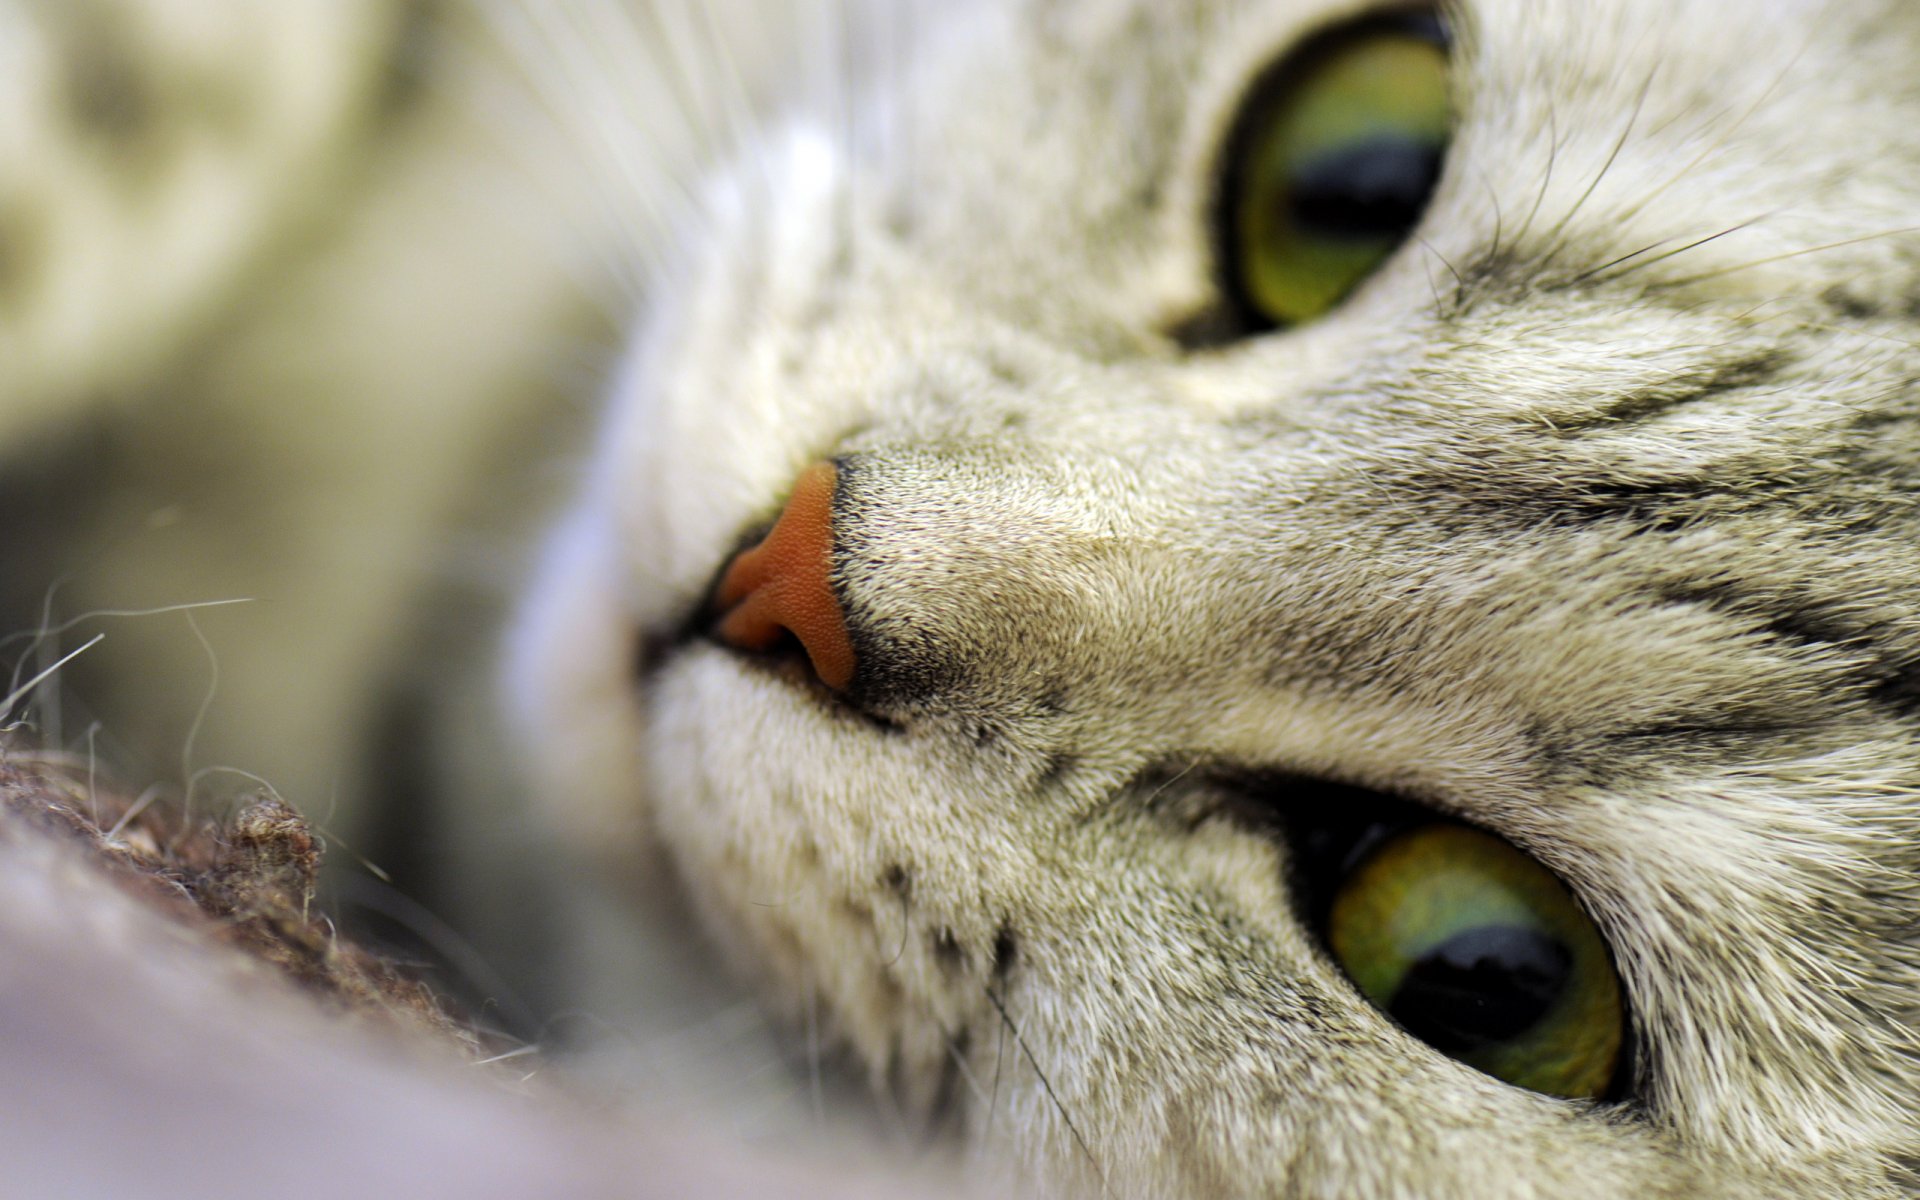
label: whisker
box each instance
[942,1025,991,1110]
[473,1044,542,1067]
[333,870,542,1038]
[985,980,1009,1144]
[1534,61,1659,272]
[1651,226,1920,291]
[1475,168,1505,266]
[1572,216,1769,286]
[687,1,766,177]
[475,0,705,296]
[882,886,911,966]
[85,720,100,828]
[1510,102,1561,251]
[1605,30,1816,235]
[1415,235,1466,306]
[984,984,1108,1196]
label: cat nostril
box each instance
[711,461,857,690]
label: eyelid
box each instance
[1202,8,1454,335]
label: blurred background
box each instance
[0,0,864,1139]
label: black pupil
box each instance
[1286,136,1443,240]
[1387,924,1573,1053]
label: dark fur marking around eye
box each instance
[1031,690,1070,719]
[1419,247,1538,321]
[1377,427,1804,537]
[1669,583,1877,657]
[1166,302,1262,350]
[1661,583,1860,651]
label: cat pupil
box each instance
[1387,925,1575,1053]
[1286,137,1445,240]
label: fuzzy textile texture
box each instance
[0,740,977,1200]
[0,750,479,1048]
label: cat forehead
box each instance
[906,0,1903,179]
[822,0,1918,304]
[655,0,1920,432]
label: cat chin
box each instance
[639,646,1008,1108]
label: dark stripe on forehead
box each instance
[1538,351,1790,433]
[1662,580,1920,719]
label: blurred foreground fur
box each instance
[0,735,972,1199]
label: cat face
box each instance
[512,0,1920,1194]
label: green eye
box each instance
[1223,14,1452,328]
[1326,823,1626,1099]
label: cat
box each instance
[507,0,1920,1194]
[5,0,1920,1197]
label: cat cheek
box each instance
[505,502,653,861]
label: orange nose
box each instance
[712,461,857,690]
